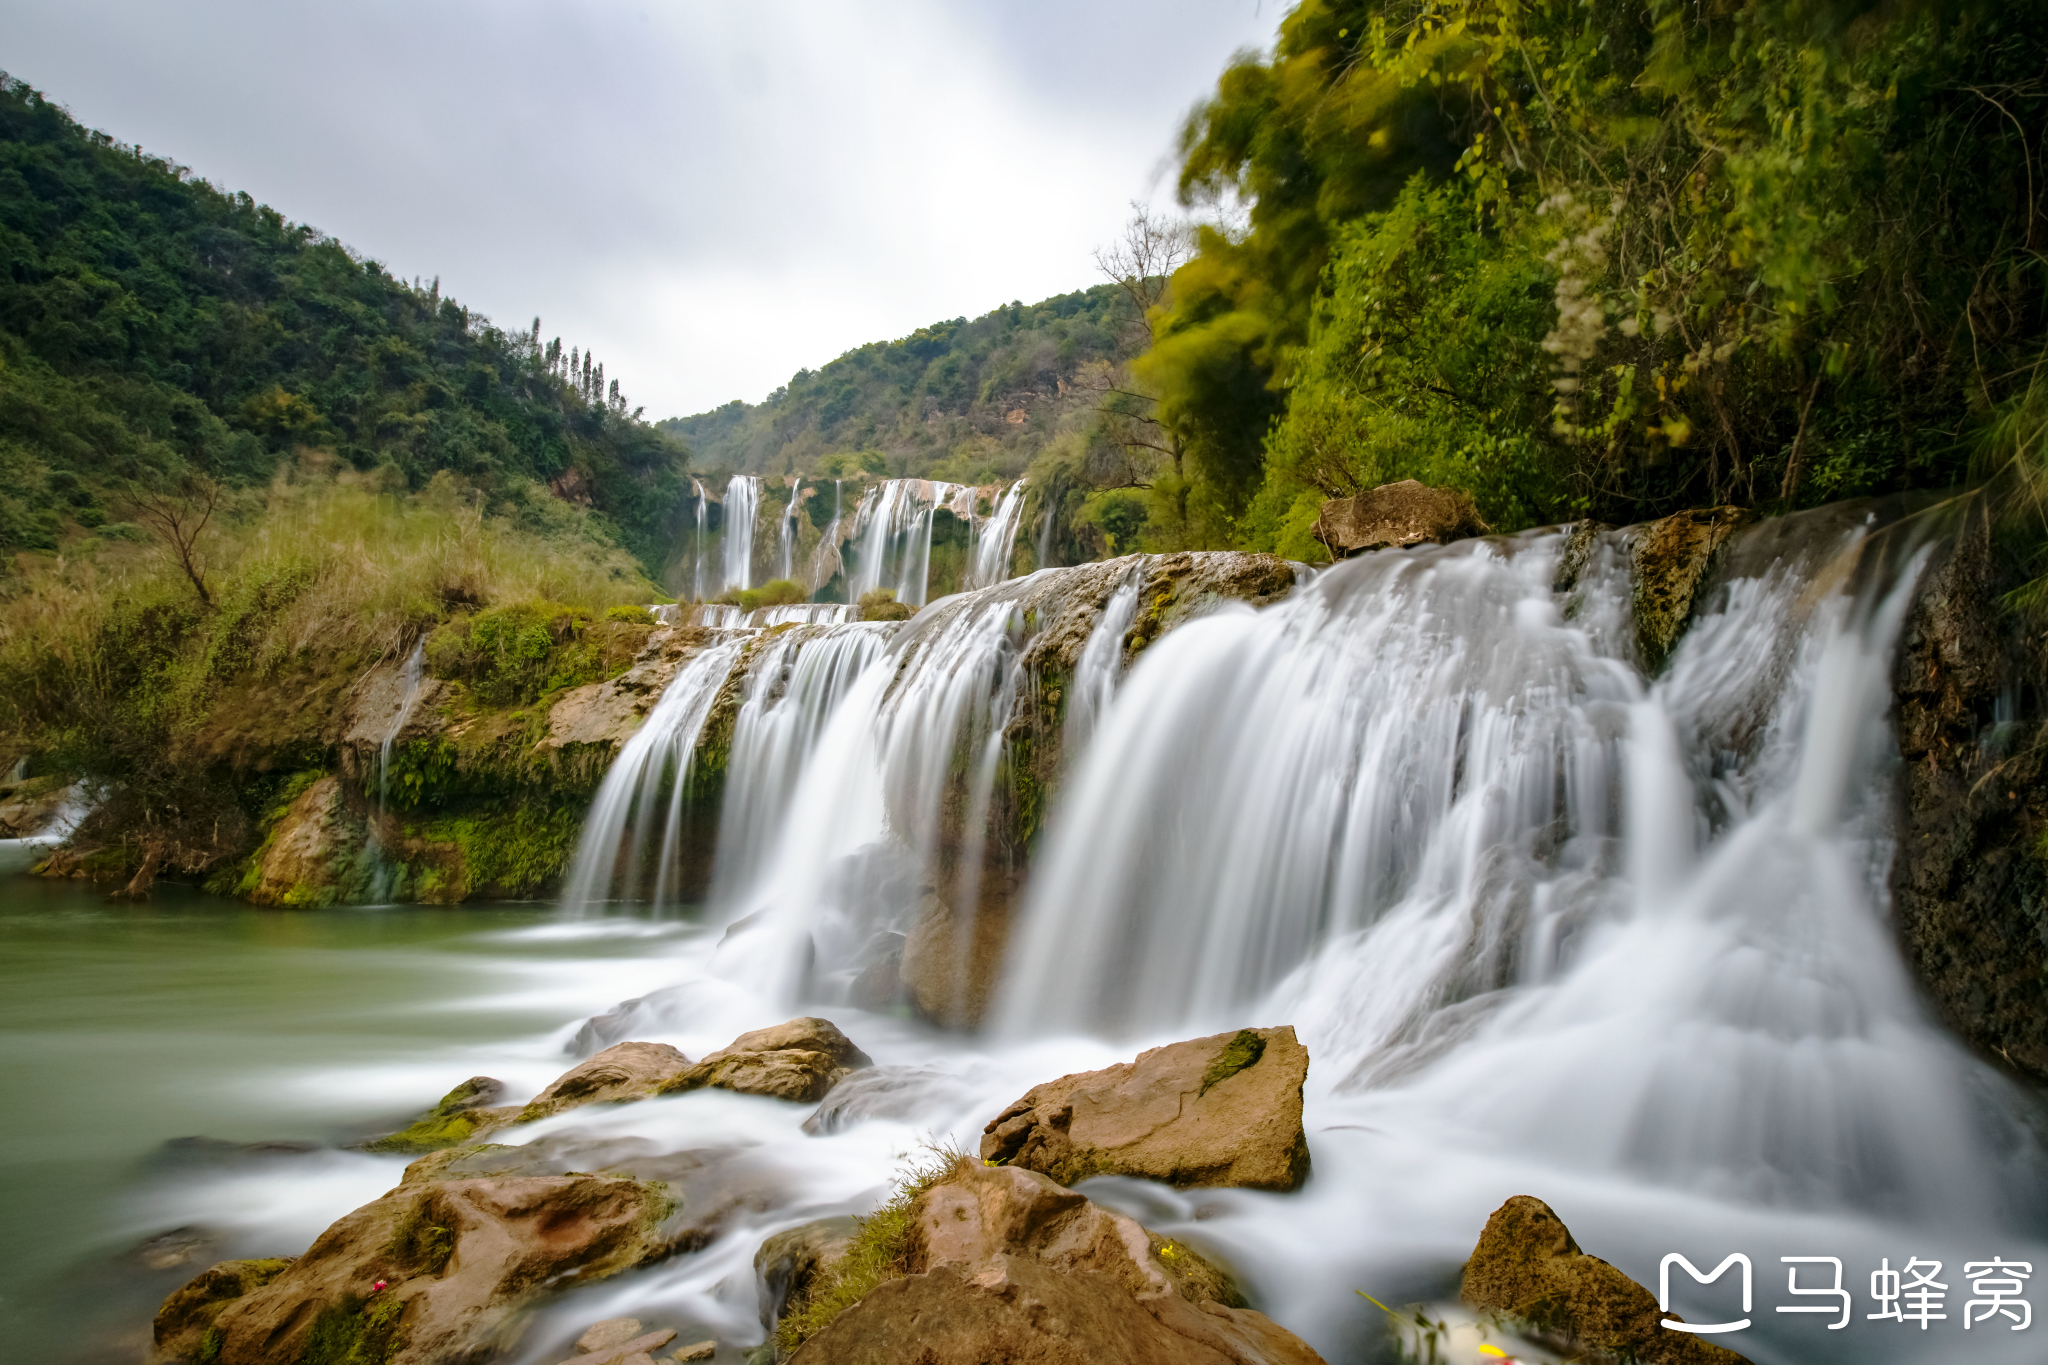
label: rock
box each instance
[789,1160,1325,1365]
[899,891,1006,1028]
[243,775,350,908]
[1312,480,1489,559]
[151,1257,293,1363]
[578,1318,648,1352]
[0,776,73,837]
[162,1175,670,1365]
[558,1328,677,1365]
[521,1040,696,1122]
[756,1216,857,1331]
[1461,1196,1748,1365]
[1629,505,1753,667]
[1551,519,1612,594]
[659,1017,871,1104]
[673,1342,717,1362]
[542,639,690,752]
[802,1064,981,1136]
[845,936,907,1010]
[361,1076,515,1153]
[980,1026,1311,1192]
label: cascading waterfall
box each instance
[688,477,710,601]
[559,637,747,913]
[375,640,426,806]
[968,479,1028,589]
[722,475,762,593]
[748,603,855,627]
[847,480,957,608]
[263,514,2045,1365]
[778,480,800,582]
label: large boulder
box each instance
[659,1018,871,1103]
[980,1027,1310,1192]
[1312,480,1489,560]
[151,1258,293,1364]
[520,1040,695,1122]
[1629,505,1753,667]
[242,774,353,908]
[1462,1196,1748,1365]
[898,891,1007,1029]
[789,1160,1325,1365]
[154,1176,670,1365]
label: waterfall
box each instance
[375,640,426,806]
[968,479,1029,589]
[723,474,762,592]
[689,477,709,601]
[778,480,801,582]
[749,603,856,627]
[558,638,747,913]
[846,479,965,608]
[1061,560,1142,760]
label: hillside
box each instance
[662,284,1141,486]
[0,74,690,571]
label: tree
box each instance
[126,476,222,607]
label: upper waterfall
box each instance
[722,474,762,592]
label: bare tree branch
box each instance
[126,476,222,607]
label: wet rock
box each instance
[980,1026,1310,1192]
[1629,505,1754,667]
[789,1160,1324,1365]
[559,1327,678,1365]
[1889,511,2048,1081]
[542,637,691,752]
[801,1064,982,1136]
[521,1040,696,1121]
[361,1075,516,1154]
[579,1318,648,1352]
[756,1216,856,1332]
[133,1227,220,1274]
[1461,1196,1748,1365]
[0,776,74,837]
[1551,519,1612,594]
[1312,479,1489,560]
[150,1257,293,1363]
[166,1175,670,1365]
[673,1342,717,1362]
[340,653,449,750]
[845,937,907,1010]
[659,1017,871,1103]
[899,891,1007,1028]
[243,774,350,908]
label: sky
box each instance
[5,0,1277,420]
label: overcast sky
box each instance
[6,1,1275,419]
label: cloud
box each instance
[5,0,1273,417]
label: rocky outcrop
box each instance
[1461,1195,1748,1365]
[362,1075,518,1153]
[242,775,351,907]
[519,1040,695,1122]
[151,1257,293,1364]
[899,890,1006,1028]
[980,1027,1310,1192]
[1629,506,1754,667]
[756,1216,857,1335]
[154,1176,671,1365]
[540,647,691,755]
[788,1160,1325,1365]
[1312,480,1489,559]
[1889,506,2048,1082]
[659,1017,872,1103]
[0,775,74,837]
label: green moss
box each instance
[1199,1030,1266,1097]
[196,1328,223,1364]
[300,1292,407,1365]
[424,602,652,709]
[363,1079,499,1154]
[774,1149,967,1356]
[388,1201,456,1276]
[605,604,658,625]
[413,803,582,899]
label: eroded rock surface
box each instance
[1312,479,1489,559]
[242,775,350,908]
[157,1176,670,1365]
[1629,505,1753,667]
[151,1257,293,1364]
[1461,1195,1747,1365]
[521,1040,695,1121]
[790,1161,1325,1365]
[980,1026,1310,1191]
[659,1017,871,1103]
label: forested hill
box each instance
[663,284,1140,485]
[0,75,689,569]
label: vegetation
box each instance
[774,1146,970,1356]
[1115,0,2048,554]
[0,73,691,571]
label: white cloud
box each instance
[4,0,1274,416]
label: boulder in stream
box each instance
[1629,505,1753,667]
[1461,1195,1749,1365]
[785,1158,1326,1365]
[153,1175,670,1365]
[1312,479,1489,559]
[519,1040,696,1121]
[980,1026,1311,1191]
[658,1017,871,1103]
[360,1075,517,1153]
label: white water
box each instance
[968,479,1029,590]
[375,640,426,806]
[120,522,2048,1365]
[778,480,801,582]
[559,638,747,913]
[847,479,958,608]
[723,475,762,593]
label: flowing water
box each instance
[16,517,2048,1365]
[722,475,762,594]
